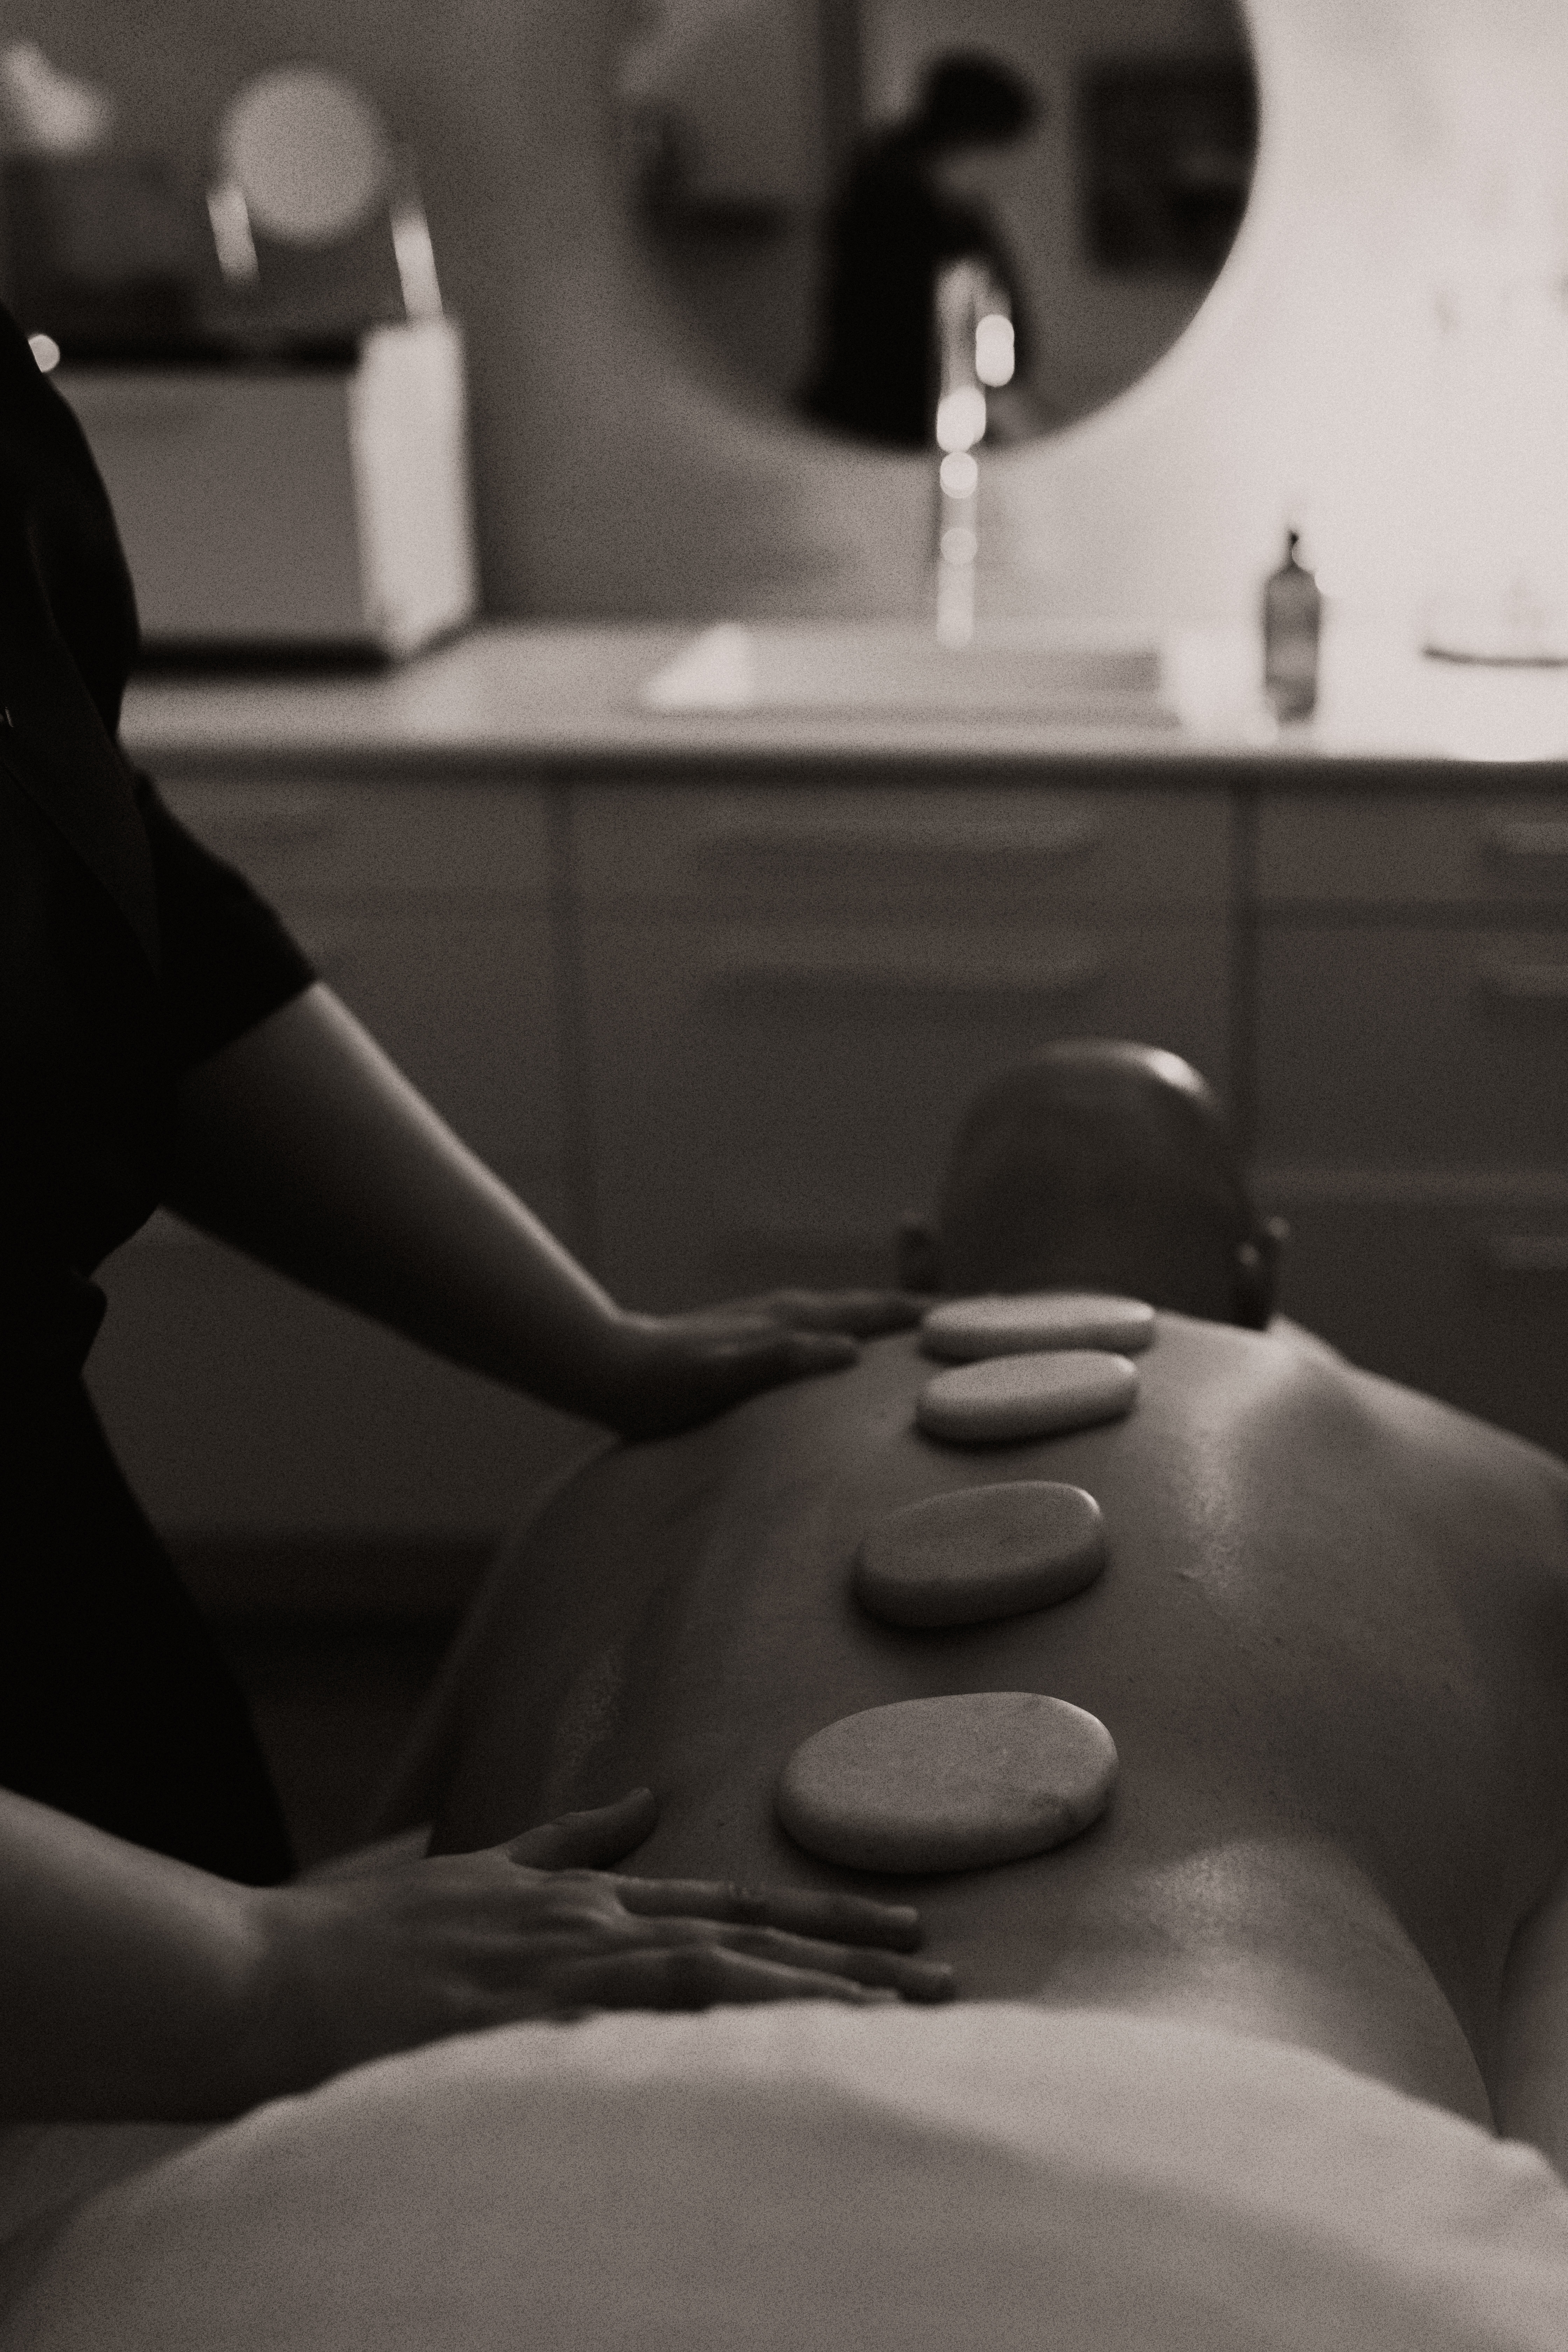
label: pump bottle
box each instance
[1263,530,1322,720]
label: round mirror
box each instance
[618,0,1258,448]
[217,65,391,248]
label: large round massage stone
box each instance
[853,1482,1105,1629]
[916,1351,1138,1447]
[775,1691,1118,1874]
[922,1292,1156,1363]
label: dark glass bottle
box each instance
[1262,529,1322,720]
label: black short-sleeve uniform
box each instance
[1,304,312,1883]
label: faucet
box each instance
[932,257,1015,648]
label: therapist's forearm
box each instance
[164,984,631,1419]
[0,1788,264,2120]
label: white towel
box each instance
[7,2002,1568,2349]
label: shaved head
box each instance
[932,1042,1272,1326]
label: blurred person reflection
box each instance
[801,51,1043,449]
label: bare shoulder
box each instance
[1349,1349,1568,1541]
[1308,1335,1568,1602]
[1132,1313,1568,1558]
[1134,1310,1371,1436]
[1265,1312,1350,1366]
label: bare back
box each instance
[430,1319,1568,2124]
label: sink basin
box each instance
[640,621,1182,727]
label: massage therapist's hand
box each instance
[599,1289,926,1440]
[245,1789,953,2099]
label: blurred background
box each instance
[12,0,1566,633]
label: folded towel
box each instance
[7,2002,1568,2349]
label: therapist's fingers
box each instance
[730,1327,860,1378]
[622,1329,859,1436]
[609,1874,924,1952]
[732,1287,928,1338]
[543,1943,903,2015]
[505,1789,659,1871]
[622,1916,954,2001]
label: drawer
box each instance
[1255,1177,1568,1460]
[1256,924,1568,1167]
[571,783,1231,913]
[156,777,555,899]
[88,1218,597,1541]
[1258,793,1568,907]
[127,1151,582,1264]
[580,912,1232,1310]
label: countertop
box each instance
[120,618,1568,782]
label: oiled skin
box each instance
[429,1319,1568,2125]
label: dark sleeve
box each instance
[132,769,317,1070]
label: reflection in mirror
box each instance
[618,0,1257,448]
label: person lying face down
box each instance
[417,1038,1568,2172]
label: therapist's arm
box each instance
[0,1786,948,2122]
[163,984,917,1438]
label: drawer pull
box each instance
[1474,953,1568,1005]
[168,787,334,854]
[1484,816,1568,863]
[1479,1233,1568,1275]
[696,812,1104,863]
[711,944,1107,997]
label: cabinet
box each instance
[572,781,1234,1306]
[85,776,601,1582]
[83,735,1568,1580]
[1254,791,1568,1454]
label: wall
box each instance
[13,2,1568,632]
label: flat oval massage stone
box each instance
[853,1482,1106,1629]
[916,1351,1138,1447]
[922,1292,1156,1362]
[776,1691,1118,1874]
